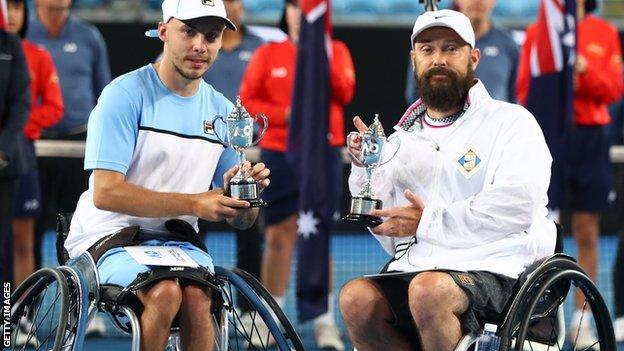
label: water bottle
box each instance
[474,323,501,351]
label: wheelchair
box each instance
[453,225,616,351]
[9,214,304,351]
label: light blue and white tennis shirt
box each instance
[66,64,237,259]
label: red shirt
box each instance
[517,15,623,126]
[240,39,355,152]
[22,40,64,140]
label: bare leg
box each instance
[179,284,214,351]
[137,279,182,351]
[339,278,412,351]
[409,272,469,351]
[572,211,600,310]
[261,214,298,296]
[13,218,36,286]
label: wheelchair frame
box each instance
[10,215,304,351]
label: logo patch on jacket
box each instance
[204,121,214,135]
[455,147,484,178]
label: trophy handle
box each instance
[379,135,401,167]
[250,113,268,147]
[212,116,228,145]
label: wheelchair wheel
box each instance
[10,268,72,351]
[213,266,304,351]
[502,258,615,351]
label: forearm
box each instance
[94,178,199,218]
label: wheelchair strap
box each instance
[87,219,208,263]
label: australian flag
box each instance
[525,0,576,207]
[286,0,333,322]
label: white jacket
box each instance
[349,81,556,278]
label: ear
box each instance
[470,47,480,70]
[410,50,417,72]
[158,22,167,42]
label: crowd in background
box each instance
[1,0,624,348]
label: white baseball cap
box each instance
[410,9,475,49]
[148,0,237,36]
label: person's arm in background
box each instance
[90,26,111,99]
[405,57,418,105]
[330,41,355,105]
[239,45,289,127]
[516,25,535,107]
[507,36,520,103]
[0,35,30,167]
[23,48,64,140]
[576,24,623,105]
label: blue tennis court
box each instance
[34,230,624,350]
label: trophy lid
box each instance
[228,96,252,120]
[365,114,386,140]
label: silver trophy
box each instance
[342,115,399,226]
[214,96,268,207]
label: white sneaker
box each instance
[569,322,600,350]
[243,313,276,348]
[13,319,39,347]
[315,324,345,351]
[614,316,624,343]
[85,314,108,337]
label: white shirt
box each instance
[349,81,556,278]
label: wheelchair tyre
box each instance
[10,268,71,351]
[512,269,615,351]
[213,266,304,351]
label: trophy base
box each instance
[341,213,383,227]
[229,181,266,208]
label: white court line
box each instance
[35,140,624,164]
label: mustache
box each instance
[423,67,458,81]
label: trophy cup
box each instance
[214,96,268,207]
[342,115,399,226]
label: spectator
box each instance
[0,0,31,287]
[240,0,355,349]
[405,0,518,104]
[27,0,111,336]
[517,0,623,346]
[200,0,264,295]
[6,0,63,289]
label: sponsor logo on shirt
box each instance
[239,51,253,61]
[455,147,485,179]
[271,67,288,78]
[204,121,214,135]
[63,42,78,53]
[483,46,499,57]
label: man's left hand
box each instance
[369,189,425,237]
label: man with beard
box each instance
[339,10,556,351]
[65,1,270,350]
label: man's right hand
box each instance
[193,188,251,222]
[347,116,369,168]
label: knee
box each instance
[408,273,454,326]
[339,279,387,326]
[181,284,212,314]
[266,225,297,251]
[142,279,183,319]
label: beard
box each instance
[173,62,207,80]
[415,62,475,111]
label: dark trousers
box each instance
[615,235,624,317]
[199,214,263,312]
[0,179,17,285]
[34,156,89,268]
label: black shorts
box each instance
[550,125,613,212]
[367,270,516,349]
